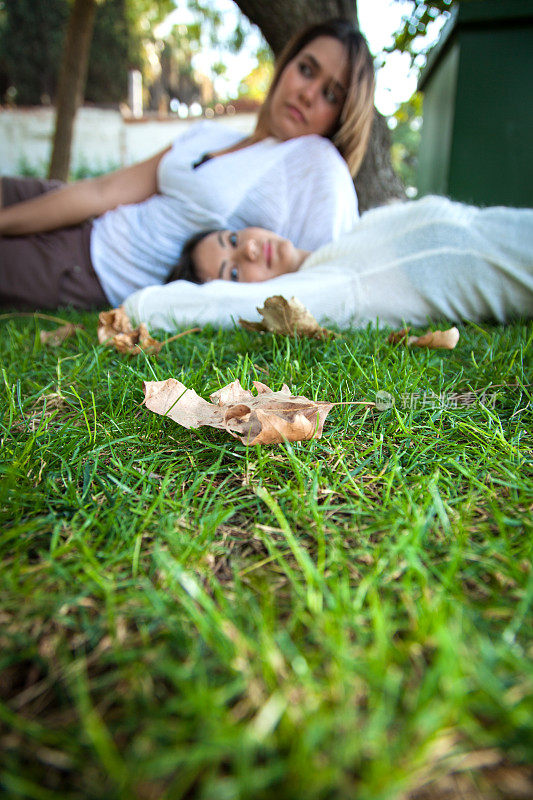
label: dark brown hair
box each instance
[255,18,375,177]
[166,229,223,284]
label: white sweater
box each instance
[90,121,358,306]
[124,196,533,330]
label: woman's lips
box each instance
[287,104,305,123]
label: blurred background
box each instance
[0,0,455,196]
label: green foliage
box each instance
[238,45,274,102]
[388,0,456,60]
[390,91,423,194]
[147,23,205,110]
[85,0,131,105]
[0,0,174,106]
[1,313,532,797]
[187,0,263,54]
[391,0,492,59]
[16,156,119,181]
[0,0,68,104]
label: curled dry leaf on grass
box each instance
[143,378,335,445]
[239,296,335,340]
[98,308,162,354]
[388,326,460,350]
[40,323,84,347]
[98,307,133,340]
[98,308,200,355]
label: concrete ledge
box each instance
[0,107,255,176]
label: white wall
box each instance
[0,107,256,176]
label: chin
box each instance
[270,114,305,141]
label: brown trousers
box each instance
[0,176,107,309]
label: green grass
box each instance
[1,311,532,800]
[16,158,120,182]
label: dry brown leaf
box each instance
[143,378,333,445]
[388,327,411,345]
[111,323,164,355]
[40,323,83,347]
[98,307,162,353]
[388,326,460,350]
[98,307,199,355]
[239,296,334,339]
[98,307,133,344]
[410,327,460,349]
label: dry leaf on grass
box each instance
[239,296,335,339]
[412,327,460,349]
[32,392,67,412]
[98,307,134,343]
[143,378,334,445]
[98,307,200,355]
[388,326,460,350]
[98,308,161,354]
[21,392,70,433]
[113,323,164,355]
[40,323,84,347]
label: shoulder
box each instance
[282,135,351,180]
[285,134,346,163]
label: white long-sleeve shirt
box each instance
[90,121,358,306]
[124,196,533,330]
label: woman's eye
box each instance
[324,87,339,105]
[228,232,238,247]
[230,267,239,282]
[298,61,313,78]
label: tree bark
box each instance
[48,0,97,181]
[234,0,406,210]
[235,0,357,56]
[355,112,406,210]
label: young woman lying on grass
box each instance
[0,19,375,311]
[123,195,533,331]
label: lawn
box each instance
[1,311,532,800]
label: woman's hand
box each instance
[0,146,171,236]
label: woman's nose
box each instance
[299,79,319,105]
[243,238,258,261]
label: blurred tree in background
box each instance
[0,0,171,106]
[387,0,454,60]
[46,0,173,179]
[389,91,423,196]
[48,0,99,179]
[0,0,456,109]
[0,0,68,105]
[86,0,132,104]
[0,0,456,193]
[237,45,273,104]
[147,23,205,111]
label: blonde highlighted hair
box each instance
[256,19,375,177]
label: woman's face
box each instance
[193,228,309,283]
[267,36,350,140]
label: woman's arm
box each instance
[0,146,171,236]
[123,264,357,331]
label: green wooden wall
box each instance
[417,0,533,207]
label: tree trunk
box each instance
[48,0,97,181]
[355,112,406,210]
[234,0,406,210]
[235,0,357,56]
